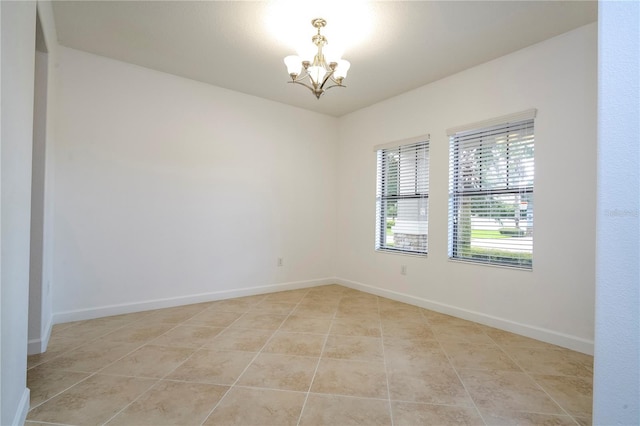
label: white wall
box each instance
[336,23,597,354]
[1,1,36,424]
[53,47,338,321]
[593,1,639,423]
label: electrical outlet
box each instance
[401,265,407,275]
[277,257,283,267]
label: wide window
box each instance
[448,111,535,268]
[375,137,429,255]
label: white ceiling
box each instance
[51,1,597,117]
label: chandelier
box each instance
[284,18,351,99]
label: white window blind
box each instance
[448,118,534,268]
[376,139,429,255]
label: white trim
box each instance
[334,276,594,355]
[446,108,537,136]
[27,315,53,355]
[12,388,30,426]
[373,134,430,152]
[52,278,335,324]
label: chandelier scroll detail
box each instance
[284,18,351,99]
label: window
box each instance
[375,137,429,255]
[448,111,535,268]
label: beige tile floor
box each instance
[26,285,593,426]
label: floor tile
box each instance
[264,289,309,304]
[203,387,305,426]
[532,374,593,417]
[262,331,326,357]
[237,353,318,391]
[52,318,128,341]
[204,328,273,351]
[506,346,593,378]
[330,318,381,337]
[280,315,333,334]
[479,409,578,425]
[459,369,564,414]
[431,323,496,344]
[484,328,563,351]
[100,344,195,378]
[392,401,483,426]
[300,293,342,306]
[292,304,338,319]
[379,305,424,322]
[27,366,90,407]
[341,293,378,304]
[230,312,287,330]
[299,394,391,426]
[27,285,593,426]
[185,310,243,327]
[167,348,255,385]
[151,325,225,348]
[322,335,383,362]
[102,310,156,323]
[441,341,522,372]
[422,310,477,327]
[249,300,297,315]
[106,380,228,425]
[206,298,261,313]
[101,322,175,344]
[27,337,85,369]
[382,320,435,340]
[311,358,388,398]
[27,374,156,425]
[574,414,593,426]
[387,365,473,406]
[141,303,209,324]
[38,339,140,373]
[383,336,450,369]
[335,304,380,319]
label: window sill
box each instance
[447,257,532,271]
[375,248,427,258]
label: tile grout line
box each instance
[294,291,343,426]
[27,315,182,413]
[376,297,395,426]
[199,288,314,426]
[99,299,273,425]
[98,307,221,425]
[100,297,271,426]
[491,340,583,424]
[27,316,147,371]
[434,330,489,426]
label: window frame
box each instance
[375,136,430,256]
[448,111,535,269]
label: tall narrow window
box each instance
[448,111,535,268]
[376,137,429,255]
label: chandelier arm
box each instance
[327,75,343,86]
[288,80,322,96]
[322,84,346,92]
[318,70,336,90]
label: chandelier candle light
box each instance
[284,18,351,99]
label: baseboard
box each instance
[11,388,30,426]
[335,277,594,355]
[52,278,336,324]
[27,315,53,355]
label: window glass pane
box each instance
[376,139,429,255]
[448,119,534,268]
